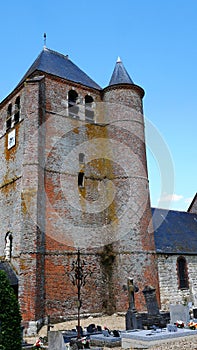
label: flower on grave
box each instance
[81,337,89,345]
[32,337,44,349]
[188,321,197,330]
[175,320,184,328]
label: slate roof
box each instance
[17,47,101,90]
[0,261,18,285]
[152,208,197,254]
[108,57,134,86]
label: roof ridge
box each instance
[43,47,70,60]
[16,47,101,90]
[152,207,197,214]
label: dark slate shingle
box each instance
[108,57,134,86]
[17,48,101,90]
[152,208,197,254]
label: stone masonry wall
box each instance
[103,85,160,311]
[0,88,26,284]
[157,254,197,310]
[20,77,46,323]
[42,76,159,318]
[0,71,160,329]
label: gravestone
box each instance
[167,324,177,332]
[142,285,160,316]
[48,331,65,350]
[193,308,197,319]
[141,285,170,328]
[125,278,142,329]
[87,323,96,333]
[170,304,190,325]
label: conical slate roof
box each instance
[18,47,101,90]
[108,57,134,86]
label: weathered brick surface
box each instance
[0,71,159,332]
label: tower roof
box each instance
[108,57,134,86]
[18,47,101,90]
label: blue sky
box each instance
[0,0,196,211]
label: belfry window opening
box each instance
[14,96,20,124]
[85,95,94,122]
[68,90,79,118]
[6,104,12,131]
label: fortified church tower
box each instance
[0,47,159,333]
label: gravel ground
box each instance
[24,314,126,345]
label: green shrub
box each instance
[0,270,22,350]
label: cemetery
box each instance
[21,280,197,350]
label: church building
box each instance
[0,47,197,334]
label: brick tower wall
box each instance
[43,76,159,317]
[0,72,160,328]
[102,84,160,311]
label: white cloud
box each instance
[160,193,183,202]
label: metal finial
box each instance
[44,33,47,48]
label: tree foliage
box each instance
[0,270,22,350]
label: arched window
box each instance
[177,256,189,289]
[14,96,20,124]
[85,95,94,121]
[6,104,12,131]
[4,232,13,261]
[68,90,79,118]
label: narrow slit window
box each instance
[79,153,85,164]
[78,171,84,188]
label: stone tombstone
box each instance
[48,331,65,350]
[142,285,160,316]
[170,304,190,325]
[125,278,142,330]
[126,309,142,330]
[127,278,139,310]
[167,324,177,332]
[87,323,95,333]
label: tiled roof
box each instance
[17,47,101,90]
[108,57,134,86]
[0,261,18,285]
[152,208,197,254]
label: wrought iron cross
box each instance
[69,248,94,338]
